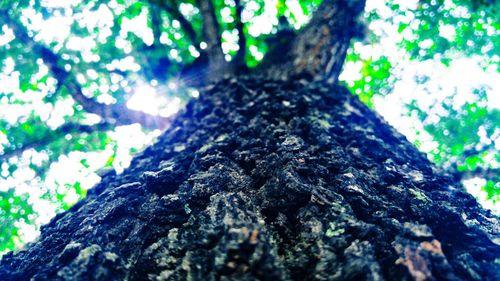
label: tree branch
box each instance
[143,0,215,86]
[0,122,113,162]
[232,0,247,69]
[197,0,228,79]
[2,12,171,130]
[454,167,499,182]
[166,0,198,45]
[149,3,165,47]
[259,0,366,83]
[146,0,198,46]
[461,143,495,159]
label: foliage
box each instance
[341,0,499,207]
[0,0,498,254]
[0,189,34,252]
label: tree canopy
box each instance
[0,0,498,255]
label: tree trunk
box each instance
[1,0,499,280]
[1,75,499,280]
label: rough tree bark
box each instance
[1,0,499,280]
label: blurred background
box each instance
[0,0,498,254]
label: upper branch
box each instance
[3,12,171,130]
[259,0,366,83]
[197,0,228,79]
[454,168,499,182]
[232,0,247,70]
[149,4,165,46]
[149,0,198,45]
[0,122,113,162]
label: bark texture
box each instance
[1,76,499,280]
[260,0,365,83]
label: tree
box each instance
[1,0,499,253]
[0,0,499,280]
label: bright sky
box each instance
[0,0,498,247]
